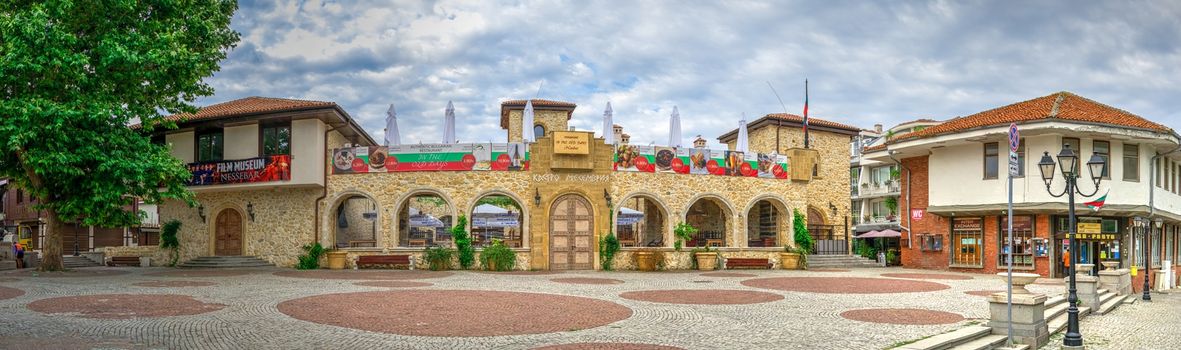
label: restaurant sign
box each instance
[1076,233,1118,241]
[188,155,291,186]
[614,145,789,179]
[332,143,529,174]
[553,131,590,154]
[1077,222,1102,234]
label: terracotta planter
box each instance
[635,251,657,271]
[779,252,801,270]
[487,260,498,271]
[326,251,347,270]
[695,252,718,271]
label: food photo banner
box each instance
[332,143,530,174]
[188,155,292,186]
[613,145,789,179]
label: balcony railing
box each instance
[853,215,899,226]
[855,181,901,197]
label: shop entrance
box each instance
[549,194,593,270]
[214,209,243,256]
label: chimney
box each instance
[613,124,623,143]
[693,135,707,148]
[621,133,631,144]
[873,124,883,134]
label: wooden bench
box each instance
[107,256,142,267]
[725,258,772,269]
[356,255,412,269]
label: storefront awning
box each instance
[857,229,901,239]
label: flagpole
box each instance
[804,79,810,149]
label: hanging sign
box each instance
[553,131,590,154]
[911,209,925,220]
[331,143,530,174]
[615,145,788,179]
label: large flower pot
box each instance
[779,252,801,270]
[487,260,498,271]
[635,251,657,271]
[326,251,348,270]
[997,272,1041,294]
[695,252,718,271]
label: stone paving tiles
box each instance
[1041,291,1181,350]
[27,294,225,319]
[0,266,1118,349]
[620,289,783,305]
[840,308,964,325]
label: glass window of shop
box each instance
[998,215,1035,269]
[950,217,984,267]
[1054,216,1122,275]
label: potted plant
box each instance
[634,248,658,271]
[780,245,801,270]
[693,245,719,271]
[479,239,515,271]
[325,249,348,270]
[297,242,325,270]
[673,222,698,251]
[792,208,813,270]
[423,246,454,271]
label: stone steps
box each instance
[805,255,880,268]
[1048,306,1091,335]
[896,325,992,350]
[179,256,273,268]
[1096,291,1121,314]
[63,255,101,268]
[948,334,1009,350]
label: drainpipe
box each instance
[313,122,343,245]
[888,150,913,248]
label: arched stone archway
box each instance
[615,193,670,248]
[396,190,457,248]
[470,192,526,248]
[746,197,789,248]
[684,196,734,248]
[331,193,381,249]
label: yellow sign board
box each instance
[553,131,590,154]
[1077,222,1101,234]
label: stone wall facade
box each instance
[506,109,571,143]
[159,188,320,267]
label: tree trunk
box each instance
[39,208,66,271]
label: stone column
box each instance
[1072,274,1101,310]
[1098,268,1130,295]
[989,273,1049,348]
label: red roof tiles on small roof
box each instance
[892,91,1171,143]
[764,113,862,131]
[499,99,577,129]
[717,113,861,142]
[162,96,336,123]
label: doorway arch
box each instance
[549,194,594,270]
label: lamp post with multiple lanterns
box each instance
[1037,144,1106,348]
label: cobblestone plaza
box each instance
[2,266,1173,349]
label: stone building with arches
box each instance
[114,97,859,270]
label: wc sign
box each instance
[911,209,925,220]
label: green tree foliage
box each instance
[159,219,182,266]
[599,232,620,271]
[673,222,698,251]
[297,242,324,270]
[479,239,516,271]
[0,1,240,271]
[451,215,474,269]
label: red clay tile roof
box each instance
[764,113,862,131]
[499,99,577,129]
[892,92,1171,143]
[163,96,336,123]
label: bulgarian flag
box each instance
[1084,191,1108,211]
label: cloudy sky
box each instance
[201,0,1181,147]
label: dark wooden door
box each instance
[550,195,594,270]
[215,209,242,256]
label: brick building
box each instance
[863,92,1181,292]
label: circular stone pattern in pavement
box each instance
[742,277,949,294]
[551,277,624,285]
[273,270,453,280]
[840,308,964,325]
[0,277,20,282]
[4,268,130,278]
[144,269,259,278]
[700,272,757,278]
[476,270,564,275]
[964,290,1005,297]
[533,343,685,350]
[277,290,631,336]
[133,280,218,288]
[0,286,25,300]
[881,273,973,280]
[28,294,225,319]
[808,268,851,272]
[354,281,433,288]
[619,289,784,305]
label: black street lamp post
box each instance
[1144,218,1161,301]
[1038,144,1105,348]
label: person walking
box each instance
[1061,247,1071,276]
[13,242,24,269]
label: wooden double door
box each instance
[549,194,594,270]
[215,209,243,256]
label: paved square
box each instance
[0,266,1170,349]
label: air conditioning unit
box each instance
[343,143,353,148]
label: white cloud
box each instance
[201,0,1181,148]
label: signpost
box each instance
[1005,123,1019,346]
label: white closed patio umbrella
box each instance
[522,100,535,142]
[736,114,749,153]
[669,106,682,147]
[602,102,614,144]
[385,103,400,146]
[443,101,457,143]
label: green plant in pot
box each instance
[691,245,720,271]
[423,246,454,271]
[297,242,324,270]
[792,208,813,269]
[779,245,802,270]
[479,239,516,271]
[673,221,698,251]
